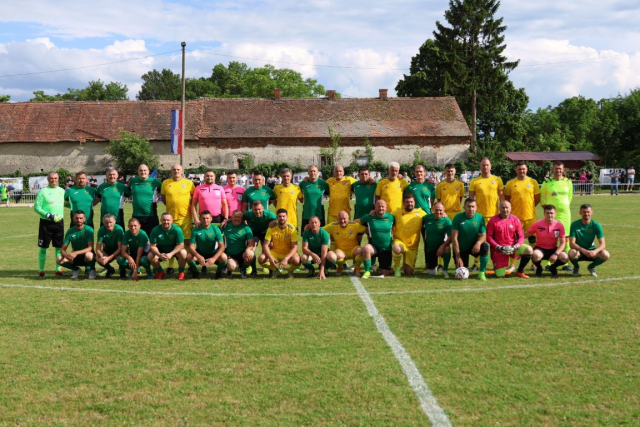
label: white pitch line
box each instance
[349,275,452,426]
[0,275,637,298]
[2,233,37,239]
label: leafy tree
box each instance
[185,77,221,99]
[396,0,520,151]
[210,61,249,96]
[104,131,159,175]
[30,80,129,102]
[0,95,10,102]
[476,81,529,152]
[137,68,182,100]
[554,96,598,151]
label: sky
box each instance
[1,0,639,110]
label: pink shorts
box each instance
[491,249,521,270]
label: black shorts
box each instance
[373,247,392,271]
[253,231,267,246]
[458,242,489,268]
[210,214,224,224]
[301,217,325,230]
[38,219,65,248]
[227,252,246,266]
[425,251,439,270]
[135,215,160,237]
[116,209,125,230]
[533,247,559,261]
[69,252,94,267]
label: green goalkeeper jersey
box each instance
[540,177,573,212]
[34,185,65,220]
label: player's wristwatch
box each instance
[554,252,560,256]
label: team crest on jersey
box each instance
[552,191,557,196]
[509,225,514,229]
[113,188,118,192]
[491,181,495,185]
[397,184,401,188]
[182,184,186,188]
[146,183,150,187]
[527,184,531,188]
[415,213,420,217]
[342,181,347,185]
[285,234,290,239]
[554,230,560,237]
[455,187,459,191]
[349,230,353,235]
[290,190,294,194]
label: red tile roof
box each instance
[0,97,471,143]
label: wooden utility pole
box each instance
[180,41,186,165]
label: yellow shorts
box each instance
[174,219,193,239]
[334,246,359,260]
[392,239,418,268]
[269,251,289,263]
[521,218,536,234]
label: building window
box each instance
[355,156,370,166]
[319,155,332,167]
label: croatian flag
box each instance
[170,109,183,155]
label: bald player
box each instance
[325,165,358,223]
[324,210,366,275]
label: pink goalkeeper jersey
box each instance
[527,219,565,250]
[486,214,524,248]
[224,185,246,212]
[193,183,226,216]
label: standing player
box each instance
[568,204,610,277]
[34,172,66,277]
[118,218,153,281]
[324,210,366,275]
[243,171,274,213]
[187,210,227,279]
[243,200,277,276]
[301,216,331,279]
[423,202,453,278]
[375,162,409,213]
[64,171,97,229]
[220,210,255,278]
[540,161,573,271]
[148,212,188,280]
[436,164,465,222]
[299,164,328,228]
[325,165,357,223]
[192,170,229,225]
[161,164,195,275]
[391,193,427,277]
[404,165,436,214]
[451,198,490,281]
[57,210,96,279]
[486,201,533,279]
[356,199,395,278]
[97,167,130,229]
[0,179,8,208]
[352,166,378,220]
[258,209,301,277]
[223,170,246,214]
[524,205,569,277]
[95,213,125,278]
[128,164,162,237]
[274,168,303,229]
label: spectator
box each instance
[620,169,626,191]
[65,176,74,189]
[267,174,276,189]
[219,171,228,186]
[627,166,635,191]
[88,175,98,188]
[585,170,594,195]
[579,170,587,196]
[610,169,620,196]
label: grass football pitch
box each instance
[1,195,639,426]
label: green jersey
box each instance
[423,214,452,252]
[359,213,395,250]
[0,183,6,200]
[299,179,328,220]
[243,209,277,234]
[123,229,150,256]
[452,212,486,252]
[150,224,184,253]
[244,186,275,210]
[353,181,377,219]
[97,224,125,254]
[64,185,97,219]
[540,177,573,213]
[34,185,65,220]
[128,176,162,217]
[63,225,94,251]
[302,228,331,255]
[190,225,224,256]
[569,219,604,250]
[221,223,254,255]
[404,181,436,214]
[97,182,130,223]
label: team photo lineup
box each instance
[35,157,610,282]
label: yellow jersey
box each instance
[469,175,503,219]
[265,223,299,255]
[274,184,303,228]
[392,207,427,250]
[436,180,465,218]
[375,178,409,213]
[323,221,366,254]
[504,177,540,222]
[161,178,195,222]
[326,176,357,216]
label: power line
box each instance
[0,50,182,78]
[518,50,640,67]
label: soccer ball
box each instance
[455,267,470,280]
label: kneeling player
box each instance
[118,217,153,280]
[423,202,453,278]
[524,205,569,277]
[57,210,96,279]
[324,210,366,275]
[451,198,490,281]
[187,210,227,279]
[356,199,395,279]
[221,210,255,278]
[243,200,277,277]
[96,214,124,278]
[258,209,301,277]
[391,193,426,277]
[148,212,188,280]
[486,201,533,279]
[568,204,610,277]
[301,216,331,279]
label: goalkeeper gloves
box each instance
[46,213,61,222]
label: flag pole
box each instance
[180,41,186,166]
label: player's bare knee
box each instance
[523,246,533,256]
[290,254,301,266]
[85,252,94,261]
[403,265,414,275]
[56,256,64,265]
[600,250,610,260]
[227,258,237,271]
